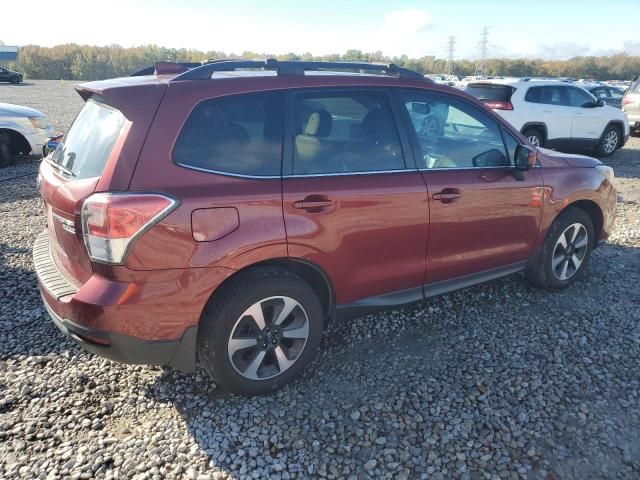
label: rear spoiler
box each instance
[130,62,202,76]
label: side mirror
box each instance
[513,144,536,180]
[515,144,536,170]
[411,103,430,115]
[596,99,606,107]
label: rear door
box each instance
[524,86,573,141]
[566,86,606,139]
[397,89,543,284]
[282,89,429,305]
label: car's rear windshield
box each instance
[465,84,515,101]
[49,99,126,179]
[631,77,640,93]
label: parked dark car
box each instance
[35,60,617,395]
[588,84,625,108]
[0,66,23,83]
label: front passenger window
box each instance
[568,87,596,108]
[401,91,510,169]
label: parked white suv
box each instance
[465,79,630,156]
[0,102,54,168]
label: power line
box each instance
[445,36,456,75]
[475,26,490,76]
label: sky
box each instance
[2,0,640,60]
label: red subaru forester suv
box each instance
[35,60,616,395]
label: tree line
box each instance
[2,44,639,81]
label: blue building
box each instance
[0,46,19,62]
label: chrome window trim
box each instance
[176,161,539,179]
[418,164,541,172]
[283,169,412,179]
[175,161,281,179]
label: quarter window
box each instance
[401,91,510,169]
[291,91,405,175]
[173,92,284,176]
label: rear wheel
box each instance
[597,125,621,157]
[522,127,543,148]
[526,206,594,290]
[0,136,10,168]
[197,268,324,395]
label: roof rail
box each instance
[170,58,431,82]
[131,61,202,76]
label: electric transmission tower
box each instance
[445,36,456,75]
[475,26,490,76]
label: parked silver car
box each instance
[0,102,54,167]
[623,77,640,134]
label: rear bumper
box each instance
[625,112,640,129]
[42,295,197,371]
[33,229,235,372]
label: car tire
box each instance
[9,76,20,84]
[522,127,544,149]
[0,138,11,169]
[197,267,324,396]
[525,206,594,290]
[596,125,621,157]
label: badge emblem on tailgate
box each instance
[51,212,76,234]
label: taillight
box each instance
[484,101,514,110]
[621,97,634,106]
[81,193,178,264]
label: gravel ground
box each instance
[1,80,640,480]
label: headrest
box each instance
[304,110,332,137]
[361,109,393,142]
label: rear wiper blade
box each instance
[46,157,76,177]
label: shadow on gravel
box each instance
[137,241,640,479]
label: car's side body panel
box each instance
[283,172,430,304]
[421,167,543,283]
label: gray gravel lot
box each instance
[1,80,639,480]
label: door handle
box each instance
[432,188,461,203]
[542,110,552,113]
[575,112,584,116]
[293,195,334,212]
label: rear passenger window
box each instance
[292,91,405,175]
[525,86,567,106]
[173,92,284,176]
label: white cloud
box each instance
[382,7,433,36]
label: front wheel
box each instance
[526,206,594,290]
[197,268,324,395]
[597,125,621,157]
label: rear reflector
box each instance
[484,100,514,110]
[81,193,178,264]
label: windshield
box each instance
[50,99,125,179]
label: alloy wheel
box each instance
[227,296,309,380]
[527,135,540,148]
[551,223,589,281]
[603,130,618,154]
